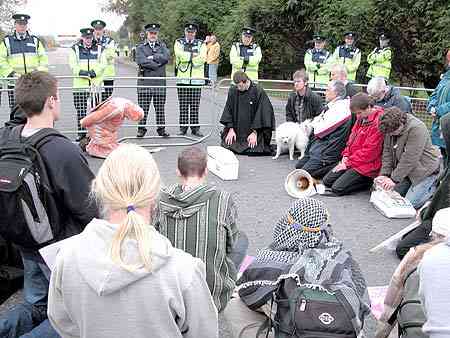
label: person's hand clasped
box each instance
[375,175,396,190]
[225,128,236,146]
[247,131,257,148]
[333,161,347,172]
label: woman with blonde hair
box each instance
[47,144,218,338]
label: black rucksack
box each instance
[272,278,357,338]
[0,126,65,250]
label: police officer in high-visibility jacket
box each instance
[332,32,361,81]
[91,19,117,101]
[304,34,330,88]
[174,23,207,136]
[229,27,262,81]
[69,28,106,141]
[122,45,129,57]
[366,33,392,81]
[0,14,48,111]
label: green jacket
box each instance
[366,47,392,80]
[0,32,48,79]
[230,42,262,81]
[69,41,106,89]
[158,184,239,312]
[95,36,116,79]
[304,48,331,85]
[174,38,207,85]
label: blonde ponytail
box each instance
[92,144,160,271]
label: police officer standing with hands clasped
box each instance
[136,23,170,138]
[229,27,262,81]
[91,19,117,101]
[69,27,106,141]
[332,32,361,81]
[304,34,331,88]
[0,14,48,113]
[366,33,392,81]
[174,23,207,137]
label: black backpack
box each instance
[0,126,65,250]
[271,278,357,338]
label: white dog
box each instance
[272,120,313,160]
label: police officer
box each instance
[366,33,392,81]
[122,45,129,57]
[229,27,262,81]
[0,14,48,113]
[136,23,170,138]
[332,32,361,81]
[304,34,331,88]
[91,19,116,101]
[174,23,207,136]
[69,27,106,141]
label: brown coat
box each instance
[380,114,440,185]
[206,42,220,64]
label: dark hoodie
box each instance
[396,113,450,258]
[158,184,239,312]
[376,86,412,113]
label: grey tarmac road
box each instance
[0,48,406,337]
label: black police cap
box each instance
[145,23,160,32]
[313,34,326,41]
[379,33,390,40]
[344,32,356,38]
[184,23,198,32]
[80,28,94,37]
[91,20,106,29]
[242,27,256,36]
[12,14,30,24]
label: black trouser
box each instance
[295,156,337,179]
[177,84,202,132]
[323,168,373,195]
[101,80,114,102]
[137,88,167,133]
[396,220,432,259]
[73,91,91,136]
[8,85,15,110]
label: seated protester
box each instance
[330,63,359,98]
[158,146,247,312]
[295,80,353,178]
[367,76,412,113]
[224,198,371,338]
[375,208,450,338]
[375,107,440,209]
[220,71,275,156]
[419,209,450,338]
[285,69,324,123]
[323,93,384,195]
[396,113,450,259]
[48,144,218,338]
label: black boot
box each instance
[178,127,188,136]
[157,128,170,137]
[191,128,204,137]
[137,127,147,138]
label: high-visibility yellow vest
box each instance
[0,32,48,79]
[96,36,116,79]
[331,45,361,81]
[174,38,207,85]
[304,48,331,85]
[69,41,106,89]
[366,47,392,80]
[229,42,262,81]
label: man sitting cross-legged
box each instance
[158,146,248,312]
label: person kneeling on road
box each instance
[158,146,248,312]
[375,107,440,209]
[323,92,384,195]
[295,80,354,178]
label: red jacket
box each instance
[342,106,384,177]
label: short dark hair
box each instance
[177,146,207,177]
[293,69,309,83]
[15,71,58,117]
[233,71,249,84]
[350,92,375,111]
[379,107,407,134]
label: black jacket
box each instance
[285,87,324,123]
[136,40,170,87]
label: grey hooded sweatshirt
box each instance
[48,218,218,338]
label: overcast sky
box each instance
[18,0,125,36]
